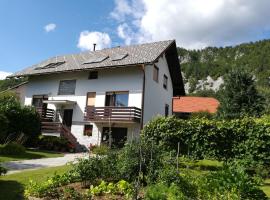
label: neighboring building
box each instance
[2,81,28,105]
[173,96,219,117]
[9,40,185,150]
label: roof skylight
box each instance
[111,53,128,61]
[35,61,65,70]
[83,55,109,64]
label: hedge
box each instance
[142,116,270,165]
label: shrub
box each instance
[72,152,119,187]
[142,116,270,167]
[117,140,162,183]
[91,144,109,155]
[146,160,267,200]
[190,111,214,119]
[0,92,41,145]
[0,113,8,143]
[145,183,187,200]
[197,164,268,200]
[0,165,7,176]
[38,136,70,152]
[72,157,103,187]
[0,142,26,155]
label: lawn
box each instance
[0,165,71,200]
[261,179,270,198]
[0,149,64,163]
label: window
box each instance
[153,65,159,82]
[58,80,76,95]
[165,104,169,117]
[88,71,98,79]
[105,91,129,107]
[84,124,93,136]
[163,74,168,89]
[87,92,96,106]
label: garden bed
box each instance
[28,182,128,200]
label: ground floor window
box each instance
[101,127,127,148]
[84,124,93,136]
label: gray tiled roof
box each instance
[10,40,175,77]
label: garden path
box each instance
[2,153,88,174]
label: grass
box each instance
[261,179,270,198]
[0,149,64,163]
[0,164,71,200]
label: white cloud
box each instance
[117,23,133,45]
[44,23,56,33]
[110,0,144,22]
[0,71,11,80]
[111,0,270,49]
[77,31,112,51]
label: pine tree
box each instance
[217,69,265,119]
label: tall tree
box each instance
[217,69,265,119]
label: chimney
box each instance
[93,43,96,51]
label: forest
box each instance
[178,39,270,107]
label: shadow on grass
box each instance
[0,180,24,200]
[0,149,63,162]
[263,182,270,186]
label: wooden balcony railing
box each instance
[85,106,141,123]
[36,107,55,121]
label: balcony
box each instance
[85,106,141,123]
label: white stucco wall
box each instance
[143,54,174,125]
[24,55,174,147]
[24,67,144,146]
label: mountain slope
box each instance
[178,39,270,94]
[177,39,270,112]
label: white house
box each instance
[9,40,185,150]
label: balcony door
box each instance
[105,91,129,107]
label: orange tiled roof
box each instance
[173,96,220,113]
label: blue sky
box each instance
[0,0,119,73]
[1,0,270,75]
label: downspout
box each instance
[140,64,146,130]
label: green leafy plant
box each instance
[24,170,77,198]
[60,187,83,200]
[91,144,110,155]
[142,116,270,168]
[38,135,70,152]
[145,183,187,200]
[87,180,133,198]
[197,164,268,200]
[0,142,26,155]
[0,165,7,176]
